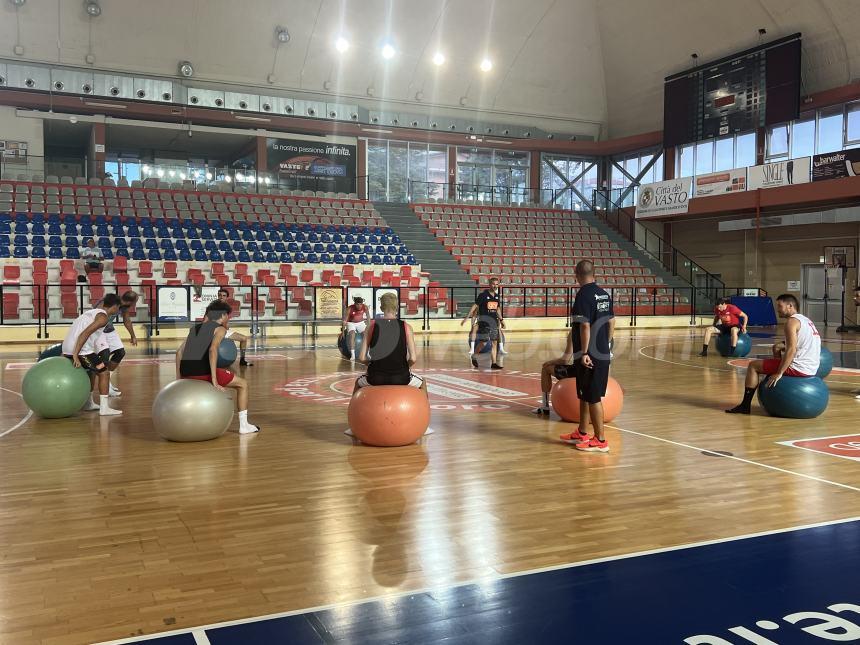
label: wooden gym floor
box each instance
[0,327,858,644]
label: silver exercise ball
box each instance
[153,379,234,442]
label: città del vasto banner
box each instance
[266,138,356,193]
[635,177,692,219]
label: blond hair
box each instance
[380,292,398,313]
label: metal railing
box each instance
[0,282,708,338]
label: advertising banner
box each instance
[812,149,860,181]
[694,168,747,196]
[747,157,810,189]
[157,286,189,322]
[635,177,692,218]
[315,288,344,320]
[190,286,222,321]
[267,138,356,192]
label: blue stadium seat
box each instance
[114,248,129,258]
[95,225,109,237]
[131,249,145,260]
[102,249,114,260]
[223,251,236,263]
[326,243,337,253]
[31,235,45,247]
[13,223,28,234]
[13,214,28,224]
[218,241,231,252]
[231,241,244,251]
[130,238,143,250]
[260,242,273,253]
[307,232,319,243]
[179,250,192,261]
[112,226,126,237]
[332,233,343,243]
[227,229,240,241]
[94,215,107,226]
[246,241,258,252]
[114,238,128,249]
[109,215,123,227]
[279,252,292,263]
[190,240,203,251]
[266,252,278,263]
[79,215,91,225]
[66,248,80,259]
[312,243,324,254]
[163,249,177,261]
[65,236,79,248]
[0,235,8,246]
[255,231,267,241]
[145,239,159,251]
[47,247,63,259]
[371,254,383,264]
[194,250,208,262]
[80,225,94,238]
[387,245,397,254]
[274,242,286,253]
[407,254,417,264]
[31,223,45,235]
[294,252,306,262]
[223,221,235,230]
[0,247,10,258]
[31,246,46,258]
[186,228,199,240]
[199,228,212,240]
[241,230,254,241]
[160,239,174,250]
[48,235,62,247]
[13,246,28,258]
[333,253,345,264]
[47,224,61,236]
[238,251,251,263]
[0,223,11,235]
[345,254,357,264]
[147,250,162,261]
[306,253,319,263]
[320,253,332,263]
[287,242,299,253]
[214,229,227,240]
[209,250,223,262]
[172,228,185,239]
[13,234,28,246]
[394,255,405,265]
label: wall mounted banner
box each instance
[190,286,222,321]
[635,177,692,218]
[315,288,344,320]
[157,286,189,322]
[812,149,860,181]
[266,139,356,189]
[694,168,747,196]
[747,157,810,189]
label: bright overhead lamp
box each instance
[335,37,350,53]
[156,168,165,178]
[480,58,492,72]
[381,44,395,60]
[432,52,445,66]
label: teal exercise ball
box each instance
[757,376,828,419]
[38,343,64,361]
[216,339,238,368]
[717,332,751,358]
[816,347,833,379]
[22,356,92,418]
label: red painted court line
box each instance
[777,434,860,462]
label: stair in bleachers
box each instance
[374,202,477,288]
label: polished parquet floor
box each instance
[0,327,858,645]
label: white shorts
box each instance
[103,330,124,353]
[356,373,424,389]
[346,321,367,334]
[225,329,240,339]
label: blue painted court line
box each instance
[101,517,860,645]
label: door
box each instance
[802,264,842,326]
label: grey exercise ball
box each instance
[153,379,234,442]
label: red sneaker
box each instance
[560,430,589,445]
[575,437,609,453]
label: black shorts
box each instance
[361,371,424,387]
[716,324,740,334]
[475,318,500,343]
[64,349,110,374]
[553,364,577,380]
[575,359,610,404]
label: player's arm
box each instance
[770,318,799,386]
[122,309,138,346]
[461,304,478,326]
[608,316,616,346]
[579,322,592,367]
[342,306,350,329]
[405,323,417,367]
[175,339,186,380]
[209,327,227,390]
[72,313,107,358]
[357,322,372,364]
[738,309,748,332]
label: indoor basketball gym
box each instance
[0,2,859,644]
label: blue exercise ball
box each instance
[339,331,364,359]
[38,343,64,361]
[816,347,833,379]
[216,339,238,368]
[716,331,751,358]
[757,376,828,419]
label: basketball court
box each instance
[1,329,858,644]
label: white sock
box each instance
[542,392,549,408]
[99,394,121,416]
[469,341,475,353]
[239,410,248,425]
[350,350,356,360]
[83,396,99,411]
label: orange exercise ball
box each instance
[348,385,431,447]
[551,376,624,423]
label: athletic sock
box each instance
[701,344,708,355]
[239,410,248,425]
[727,387,756,413]
[469,341,475,353]
[240,349,246,359]
[542,392,549,408]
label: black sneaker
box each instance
[491,363,503,370]
[533,406,550,415]
[471,358,478,368]
[698,351,708,357]
[725,405,750,414]
[240,358,253,367]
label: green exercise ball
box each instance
[38,343,64,361]
[22,356,92,418]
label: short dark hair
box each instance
[489,276,499,283]
[217,288,229,296]
[776,294,800,310]
[717,297,731,305]
[205,300,232,320]
[101,293,121,308]
[120,290,138,303]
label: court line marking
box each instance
[0,385,33,439]
[92,514,860,645]
[777,433,860,463]
[191,630,211,645]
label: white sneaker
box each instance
[498,346,508,355]
[99,406,122,417]
[82,399,99,412]
[109,385,122,398]
[344,427,354,436]
[239,423,260,435]
[423,427,435,435]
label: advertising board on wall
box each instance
[635,177,692,219]
[747,157,811,189]
[266,138,356,192]
[694,168,747,196]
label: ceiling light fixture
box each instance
[178,61,194,78]
[432,52,445,66]
[9,0,26,8]
[480,58,492,72]
[84,1,101,17]
[381,44,395,60]
[335,37,350,53]
[275,26,290,44]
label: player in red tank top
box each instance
[699,298,748,357]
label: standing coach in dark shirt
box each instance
[570,260,615,452]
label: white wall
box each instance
[0,106,45,177]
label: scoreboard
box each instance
[663,34,801,148]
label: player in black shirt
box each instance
[534,260,614,453]
[461,277,504,370]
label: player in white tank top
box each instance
[60,295,123,416]
[726,294,822,414]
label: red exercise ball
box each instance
[551,376,624,423]
[348,385,431,447]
